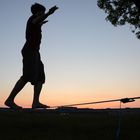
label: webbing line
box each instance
[50,96,140,108]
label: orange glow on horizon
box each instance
[1,99,140,109]
[1,86,140,109]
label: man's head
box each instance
[31,3,46,15]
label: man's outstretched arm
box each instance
[32,5,58,24]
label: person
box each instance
[5,3,58,109]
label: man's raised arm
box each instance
[33,5,58,24]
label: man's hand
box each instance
[40,20,48,26]
[48,5,59,15]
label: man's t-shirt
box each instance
[24,15,42,51]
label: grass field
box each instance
[0,108,140,140]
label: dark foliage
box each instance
[97,0,140,39]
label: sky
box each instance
[0,0,140,109]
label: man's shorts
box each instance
[21,48,45,85]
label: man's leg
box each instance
[32,82,50,109]
[5,77,27,109]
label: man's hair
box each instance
[31,3,46,15]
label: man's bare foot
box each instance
[32,102,50,109]
[5,100,22,110]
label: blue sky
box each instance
[0,0,140,108]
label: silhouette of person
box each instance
[5,3,58,109]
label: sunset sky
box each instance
[0,0,140,109]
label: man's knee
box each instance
[19,76,28,84]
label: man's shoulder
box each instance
[27,15,34,23]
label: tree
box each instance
[97,0,140,39]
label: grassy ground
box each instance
[0,108,140,140]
